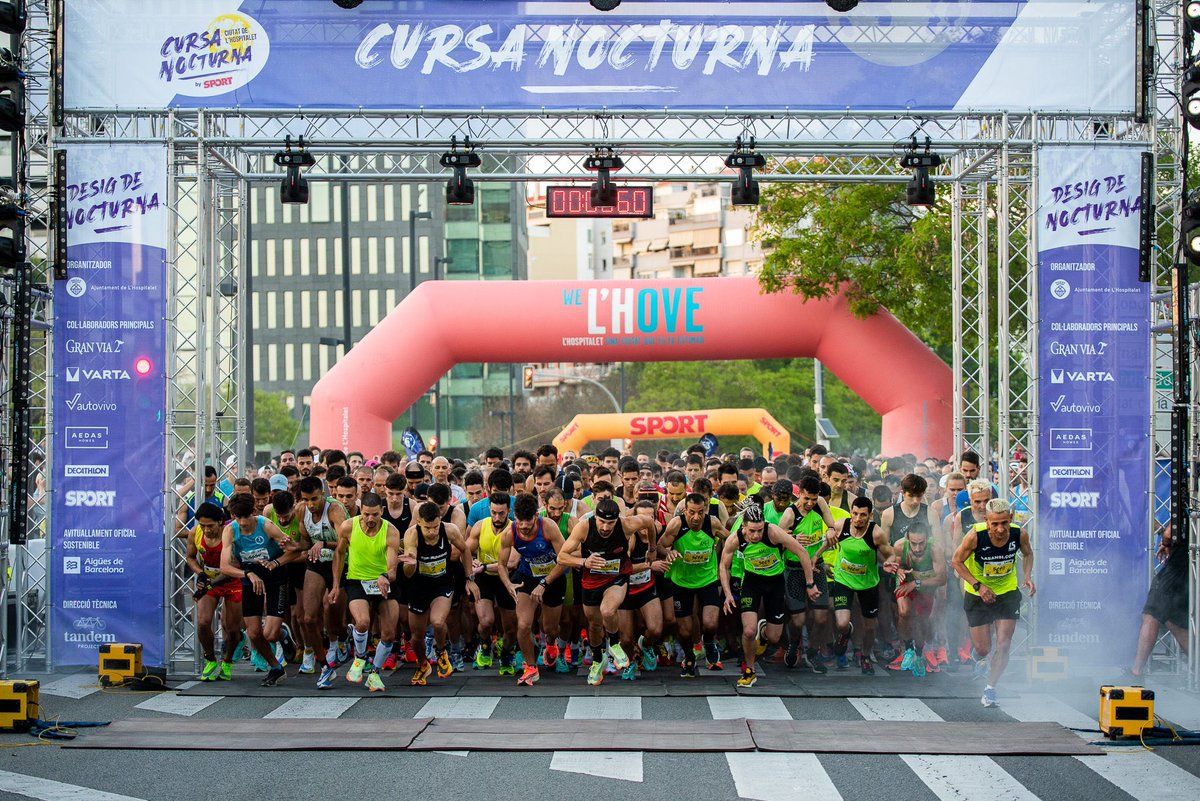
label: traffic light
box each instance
[522,365,535,390]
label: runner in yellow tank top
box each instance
[465,491,519,672]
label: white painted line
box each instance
[0,768,148,801]
[727,753,843,801]
[415,696,500,758]
[851,696,1038,801]
[39,673,98,699]
[552,690,644,782]
[134,692,221,717]
[1004,694,1200,801]
[1148,687,1200,730]
[265,697,358,719]
[708,695,791,720]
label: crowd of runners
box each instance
[178,442,1034,708]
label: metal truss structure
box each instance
[5,1,1193,684]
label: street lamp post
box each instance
[434,256,453,281]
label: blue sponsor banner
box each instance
[1035,146,1150,666]
[65,0,1135,113]
[51,145,168,667]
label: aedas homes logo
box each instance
[158,12,270,97]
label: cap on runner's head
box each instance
[554,473,575,498]
[413,482,431,500]
[269,474,288,492]
[595,498,621,521]
[405,465,424,479]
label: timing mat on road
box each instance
[63,717,1101,755]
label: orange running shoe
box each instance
[411,661,432,686]
[887,652,906,671]
[925,649,941,673]
[935,646,949,665]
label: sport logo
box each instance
[1049,491,1099,509]
[65,426,109,449]
[1049,428,1092,451]
[65,490,116,508]
[1048,466,1093,479]
[159,13,270,98]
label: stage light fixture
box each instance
[1183,193,1200,266]
[0,180,25,271]
[332,0,365,8]
[826,0,859,12]
[0,1,27,35]
[274,135,316,205]
[584,147,624,207]
[441,135,482,206]
[0,48,24,133]
[590,0,622,10]
[1184,65,1200,129]
[725,136,766,206]
[1187,1,1200,34]
[900,135,943,207]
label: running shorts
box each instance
[515,573,566,607]
[344,578,400,609]
[205,580,242,603]
[475,572,516,611]
[829,581,880,618]
[739,572,788,625]
[672,580,722,616]
[1142,578,1187,629]
[784,562,823,614]
[963,590,1021,628]
[897,588,936,618]
[241,568,291,618]
[620,583,659,612]
[407,577,455,616]
[581,575,629,607]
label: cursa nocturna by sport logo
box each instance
[158,12,270,97]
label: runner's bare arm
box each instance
[1019,528,1036,596]
[445,522,473,578]
[541,524,569,584]
[401,526,419,578]
[556,521,588,569]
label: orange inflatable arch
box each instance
[554,408,790,457]
[310,277,952,458]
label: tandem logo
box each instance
[65,490,116,508]
[1049,428,1093,451]
[65,426,109,450]
[1049,491,1100,509]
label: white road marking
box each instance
[849,696,1039,801]
[0,769,148,801]
[551,695,643,782]
[265,697,358,718]
[39,674,98,699]
[1004,693,1200,801]
[726,753,843,801]
[415,696,500,757]
[133,692,222,717]
[708,695,791,721]
[1149,686,1200,730]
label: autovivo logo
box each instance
[65,426,109,449]
[158,13,270,97]
[629,414,708,436]
[1049,428,1093,451]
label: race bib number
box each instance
[419,557,447,577]
[594,557,621,575]
[318,548,335,563]
[983,561,1013,578]
[361,580,383,596]
[682,549,710,565]
[240,547,268,562]
[630,569,651,586]
[747,554,779,572]
[203,565,222,579]
[796,530,822,548]
[530,559,556,577]
[838,558,867,576]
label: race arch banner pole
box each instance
[553,408,790,457]
[50,144,169,668]
[1035,145,1150,667]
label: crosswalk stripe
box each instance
[551,695,644,782]
[39,673,99,700]
[0,769,148,801]
[1003,693,1200,801]
[265,697,358,718]
[416,696,500,757]
[134,692,222,717]
[707,696,791,721]
[849,696,1039,801]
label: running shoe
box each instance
[783,638,801,669]
[887,652,906,671]
[755,620,769,656]
[400,641,417,664]
[936,645,949,666]
[518,665,540,686]
[543,643,560,666]
[474,644,493,670]
[880,643,900,664]
[250,647,269,672]
[693,643,704,662]
[366,668,386,693]
[317,664,337,689]
[639,637,658,672]
[279,623,296,662]
[736,668,758,688]
[972,658,989,681]
[436,650,454,679]
[498,652,515,676]
[981,687,998,708]
[901,647,918,672]
[680,659,698,679]
[580,648,593,668]
[805,654,828,675]
[657,642,673,666]
[411,662,432,686]
[261,666,286,687]
[200,659,220,681]
[513,650,526,671]
[860,655,875,675]
[924,649,940,674]
[704,640,723,671]
[346,657,366,684]
[425,632,437,662]
[218,661,233,681]
[450,649,466,672]
[608,641,630,670]
[562,642,574,667]
[911,653,927,678]
[836,653,849,670]
[336,641,351,666]
[587,654,609,686]
[550,652,567,673]
[620,664,637,681]
[958,643,973,664]
[299,648,316,675]
[381,652,399,672]
[272,641,286,668]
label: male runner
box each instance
[877,473,939,663]
[775,476,840,671]
[617,499,665,679]
[950,498,1034,707]
[558,498,657,685]
[296,448,315,477]
[294,477,349,676]
[332,476,359,518]
[403,501,474,685]
[719,501,818,687]
[186,502,243,681]
[329,492,401,692]
[466,492,517,673]
[495,492,568,685]
[888,522,947,676]
[660,493,731,676]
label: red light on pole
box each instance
[134,356,153,376]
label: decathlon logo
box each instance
[65,490,116,508]
[1048,466,1093,479]
[1049,491,1099,509]
[159,12,270,97]
[64,465,109,478]
[1050,279,1071,300]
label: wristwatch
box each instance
[914,578,922,589]
[971,580,981,591]
[806,581,816,589]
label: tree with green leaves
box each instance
[254,389,298,450]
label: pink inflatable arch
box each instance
[310,277,952,459]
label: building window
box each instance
[300,290,312,327]
[283,292,294,327]
[317,237,327,275]
[299,239,310,276]
[283,240,293,276]
[447,238,479,274]
[351,237,362,275]
[385,185,395,220]
[310,183,331,223]
[317,290,328,327]
[401,185,411,218]
[481,188,511,224]
[266,291,277,328]
[333,290,343,327]
[385,236,396,273]
[333,237,343,272]
[368,237,379,274]
[285,343,295,382]
[265,238,276,277]
[267,343,278,382]
[350,185,361,220]
[451,362,483,379]
[447,202,475,223]
[419,236,429,273]
[352,289,363,327]
[264,187,276,224]
[417,184,428,213]
[302,343,313,381]
[448,395,484,431]
[252,344,261,382]
[482,239,512,277]
[319,344,331,375]
[367,186,378,222]
[386,289,396,309]
[251,240,260,278]
[252,291,260,328]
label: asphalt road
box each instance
[1,667,1198,801]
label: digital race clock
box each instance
[545,185,654,219]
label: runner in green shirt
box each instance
[659,493,730,677]
[776,476,839,671]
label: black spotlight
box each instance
[0,49,24,133]
[274,135,316,205]
[1187,1,1200,34]
[1185,65,1200,129]
[441,136,482,206]
[333,0,365,8]
[826,0,859,11]
[901,135,943,207]
[584,147,624,207]
[1183,193,1200,266]
[725,136,766,206]
[0,181,26,271]
[590,0,622,10]
[0,1,26,35]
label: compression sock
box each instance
[904,639,915,651]
[373,641,393,671]
[352,627,369,658]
